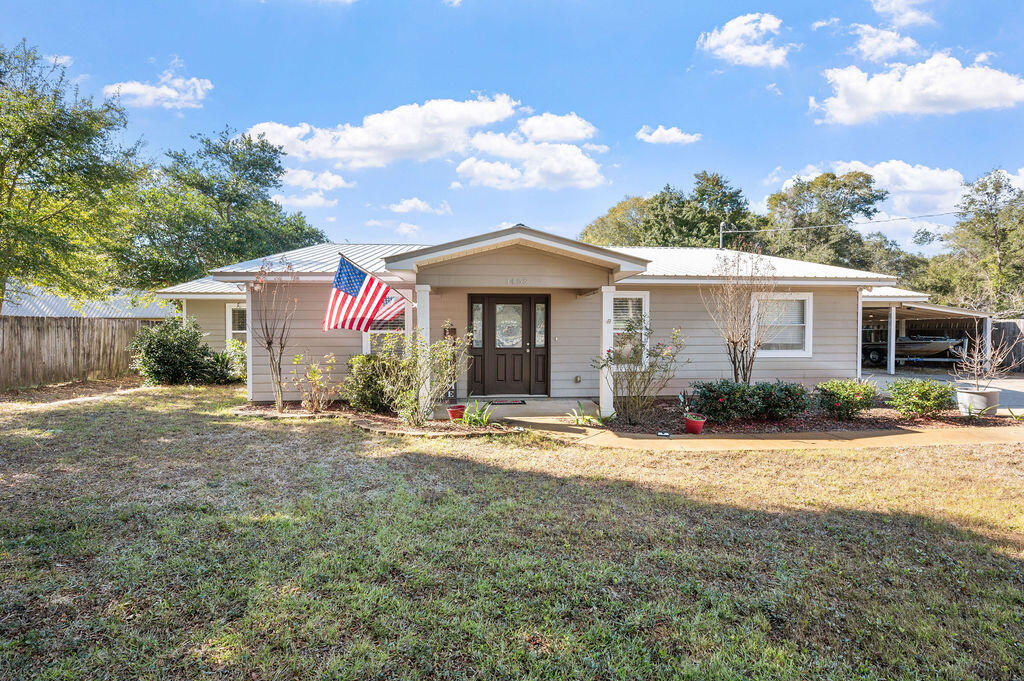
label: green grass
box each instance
[1,385,1022,679]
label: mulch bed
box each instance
[231,401,509,436]
[599,401,1022,435]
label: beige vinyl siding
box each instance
[185,299,230,351]
[417,245,612,289]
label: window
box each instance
[362,295,410,354]
[226,303,246,343]
[534,302,546,348]
[611,292,649,365]
[753,293,813,358]
[471,302,483,348]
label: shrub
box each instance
[816,379,877,419]
[341,353,389,413]
[290,353,339,413]
[752,380,810,421]
[690,379,764,424]
[887,378,955,418]
[206,351,236,384]
[129,318,212,385]
[225,338,247,381]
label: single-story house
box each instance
[161,224,952,415]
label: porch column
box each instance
[856,288,863,380]
[898,319,907,337]
[415,285,431,411]
[983,315,993,370]
[600,285,615,417]
[887,304,897,375]
[181,299,188,326]
[244,286,253,401]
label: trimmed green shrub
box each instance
[225,338,247,381]
[690,379,764,424]
[752,380,810,421]
[129,318,212,385]
[341,353,389,413]
[887,378,955,418]
[816,379,877,419]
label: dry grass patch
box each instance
[1,385,1022,679]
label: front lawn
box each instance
[1,385,1022,679]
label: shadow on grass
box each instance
[1,389,1022,679]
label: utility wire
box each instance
[722,211,956,235]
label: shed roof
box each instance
[1,285,175,319]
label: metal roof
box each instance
[2,284,175,319]
[211,243,426,275]
[862,285,930,301]
[610,247,895,281]
[157,276,245,296]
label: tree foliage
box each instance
[0,40,140,313]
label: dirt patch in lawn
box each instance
[601,401,1021,435]
[232,401,509,435]
[0,376,144,404]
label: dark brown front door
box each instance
[468,294,550,396]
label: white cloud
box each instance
[457,131,605,190]
[325,216,337,222]
[442,0,463,5]
[697,13,794,68]
[271,191,338,209]
[282,168,354,191]
[811,17,839,31]
[449,181,463,189]
[766,82,782,96]
[103,59,213,110]
[850,24,919,62]
[248,94,519,168]
[395,222,420,236]
[517,112,597,142]
[870,0,934,28]
[831,159,964,213]
[763,165,784,185]
[974,51,995,64]
[45,54,73,67]
[386,197,452,215]
[817,54,1024,124]
[635,125,702,145]
[583,143,609,153]
[365,219,385,227]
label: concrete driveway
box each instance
[864,371,1024,409]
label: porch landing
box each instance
[444,397,599,421]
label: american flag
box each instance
[322,257,398,332]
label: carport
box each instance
[860,286,992,376]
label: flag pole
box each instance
[336,252,416,306]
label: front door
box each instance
[468,294,550,395]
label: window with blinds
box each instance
[757,294,811,355]
[612,294,647,364]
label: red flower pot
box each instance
[447,405,466,420]
[684,413,706,434]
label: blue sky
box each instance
[6,0,1024,251]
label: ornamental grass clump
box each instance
[815,379,877,419]
[886,378,955,418]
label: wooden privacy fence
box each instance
[0,316,153,390]
[995,319,1024,371]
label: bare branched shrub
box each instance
[250,262,298,412]
[700,251,782,384]
[951,322,1024,390]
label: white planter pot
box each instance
[956,388,1000,416]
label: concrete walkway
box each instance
[504,415,1024,451]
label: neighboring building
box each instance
[1,284,175,320]
[155,277,246,351]
[183,224,919,415]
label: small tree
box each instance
[249,262,298,412]
[592,317,685,425]
[700,250,782,384]
[951,323,1024,391]
[375,325,471,426]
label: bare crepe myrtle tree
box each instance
[700,250,783,384]
[951,321,1024,391]
[250,261,299,412]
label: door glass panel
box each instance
[494,304,523,348]
[535,302,546,348]
[471,303,483,348]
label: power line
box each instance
[721,211,956,236]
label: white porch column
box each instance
[887,304,897,375]
[983,315,993,369]
[181,299,188,326]
[415,285,431,411]
[600,285,615,417]
[245,286,253,401]
[856,288,863,380]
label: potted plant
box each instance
[684,412,706,434]
[446,403,467,421]
[950,327,1023,416]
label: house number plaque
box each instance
[506,277,528,286]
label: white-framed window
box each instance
[612,291,650,366]
[361,294,412,354]
[752,292,813,358]
[226,303,246,344]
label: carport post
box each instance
[984,315,993,369]
[887,305,897,375]
[415,285,431,412]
